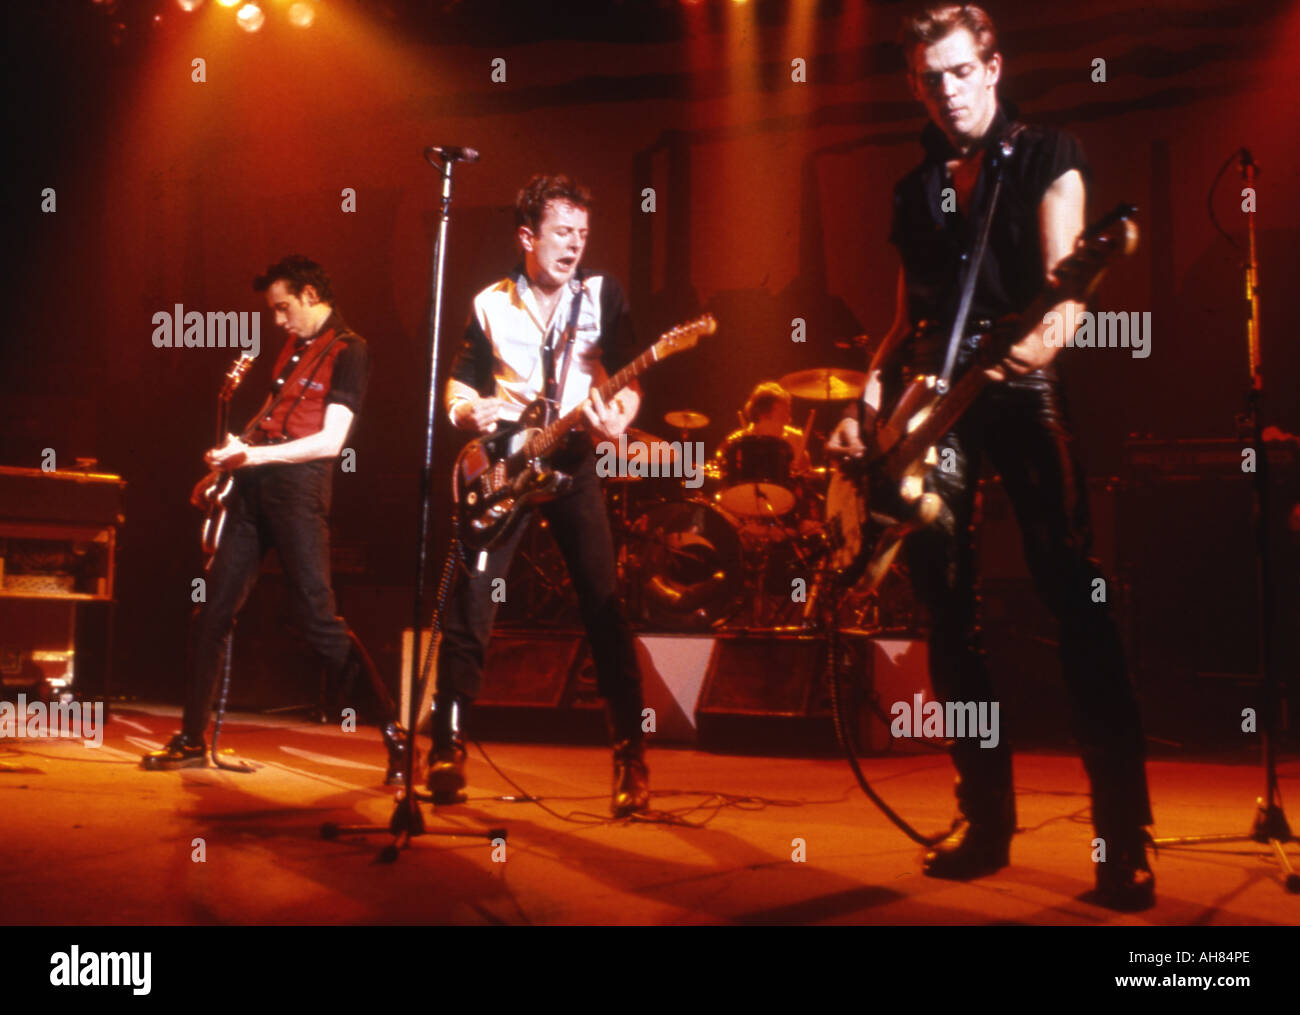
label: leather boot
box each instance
[141,732,207,771]
[381,720,409,787]
[426,694,467,805]
[611,738,649,817]
[1094,827,1156,911]
[923,789,1015,880]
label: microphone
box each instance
[425,145,480,163]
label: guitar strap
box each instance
[936,122,1025,394]
[541,276,586,426]
[238,329,345,445]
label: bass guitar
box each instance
[454,313,718,551]
[826,203,1140,595]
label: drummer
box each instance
[726,381,812,473]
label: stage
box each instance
[2,705,1294,927]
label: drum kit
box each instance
[605,365,916,633]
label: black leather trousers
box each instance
[898,366,1153,836]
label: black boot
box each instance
[1094,827,1156,911]
[381,721,410,787]
[425,694,467,805]
[923,788,1015,880]
[141,732,207,771]
[611,738,649,818]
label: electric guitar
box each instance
[195,351,257,566]
[453,313,718,551]
[826,203,1140,595]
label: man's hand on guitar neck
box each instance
[583,385,640,441]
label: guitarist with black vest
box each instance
[433,174,651,817]
[827,5,1155,909]
[143,255,408,782]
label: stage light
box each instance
[236,3,265,31]
[288,2,315,28]
[217,0,240,7]
[175,0,205,11]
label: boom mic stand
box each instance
[321,145,503,861]
[1153,147,1298,893]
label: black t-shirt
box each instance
[888,103,1090,373]
[323,337,368,414]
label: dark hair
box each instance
[514,174,592,235]
[253,254,334,304]
[900,4,998,66]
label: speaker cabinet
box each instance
[695,633,930,756]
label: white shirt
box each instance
[447,267,633,425]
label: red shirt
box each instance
[255,312,368,443]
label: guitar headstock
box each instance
[1054,203,1140,303]
[219,351,257,401]
[653,313,718,358]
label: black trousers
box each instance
[436,448,644,742]
[898,367,1153,836]
[182,461,355,740]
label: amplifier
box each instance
[0,465,125,702]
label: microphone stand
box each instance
[1153,148,1298,894]
[321,147,503,860]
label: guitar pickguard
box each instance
[455,423,571,549]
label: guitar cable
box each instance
[824,618,953,848]
[414,534,466,732]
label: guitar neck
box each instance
[526,345,659,459]
[885,370,984,479]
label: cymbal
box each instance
[779,367,868,401]
[664,410,710,430]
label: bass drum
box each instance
[824,466,866,573]
[717,433,796,517]
[620,499,745,630]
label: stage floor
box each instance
[2,705,1296,926]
